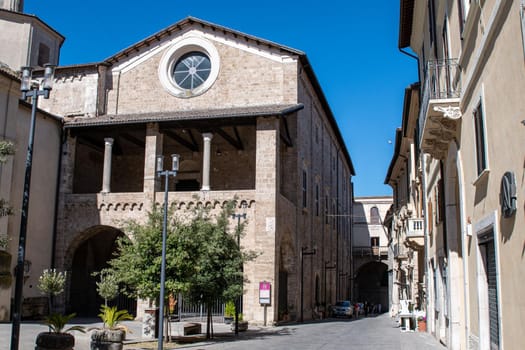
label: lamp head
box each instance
[20,66,32,93]
[171,154,180,172]
[42,64,56,91]
[156,155,164,173]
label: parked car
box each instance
[332,300,353,318]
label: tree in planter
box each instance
[186,201,256,337]
[36,269,85,350]
[104,200,256,341]
[94,270,119,306]
[37,269,67,315]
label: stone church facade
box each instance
[1,3,355,324]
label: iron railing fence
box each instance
[418,58,461,145]
[171,295,226,323]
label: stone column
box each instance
[144,123,163,196]
[253,117,279,323]
[201,133,213,191]
[101,137,114,193]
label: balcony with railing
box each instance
[405,218,424,248]
[352,245,388,258]
[418,59,462,159]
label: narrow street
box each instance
[165,314,444,350]
[1,313,444,350]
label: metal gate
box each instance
[172,295,225,323]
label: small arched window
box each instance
[370,206,380,225]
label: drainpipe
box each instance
[420,154,430,331]
[456,149,470,349]
[399,48,421,86]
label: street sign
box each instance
[259,281,271,305]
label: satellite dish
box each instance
[500,171,517,218]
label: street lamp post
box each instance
[10,64,55,350]
[156,154,179,350]
[300,246,316,322]
[231,204,246,335]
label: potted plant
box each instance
[37,269,67,316]
[90,305,133,350]
[35,313,85,350]
[35,269,84,350]
[417,315,427,332]
[224,300,235,324]
[230,313,248,332]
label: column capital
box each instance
[202,132,214,141]
[104,137,114,145]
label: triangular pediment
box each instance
[105,16,303,69]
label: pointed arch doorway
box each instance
[67,225,136,317]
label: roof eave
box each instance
[398,0,415,49]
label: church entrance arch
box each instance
[354,261,388,311]
[66,225,135,317]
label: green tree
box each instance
[94,270,119,306]
[37,269,67,314]
[104,200,256,339]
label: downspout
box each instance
[456,149,470,349]
[399,48,421,85]
[421,153,430,330]
[50,125,65,268]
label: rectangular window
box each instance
[302,170,307,208]
[474,101,488,176]
[38,43,50,67]
[458,0,465,33]
[325,194,329,224]
[315,184,319,216]
[428,0,438,57]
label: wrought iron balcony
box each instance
[418,59,462,159]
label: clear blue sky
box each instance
[25,0,417,197]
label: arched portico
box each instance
[64,225,135,316]
[354,261,388,310]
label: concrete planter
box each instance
[90,329,125,350]
[230,320,248,332]
[35,332,74,350]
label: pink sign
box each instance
[259,281,271,305]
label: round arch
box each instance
[354,261,388,311]
[64,225,134,316]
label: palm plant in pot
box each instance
[36,269,85,350]
[224,300,235,324]
[36,313,85,350]
[90,305,133,350]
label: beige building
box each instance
[385,84,425,317]
[351,196,392,310]
[0,1,63,321]
[397,0,525,349]
[1,2,355,325]
[0,68,62,320]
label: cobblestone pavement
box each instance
[0,313,444,350]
